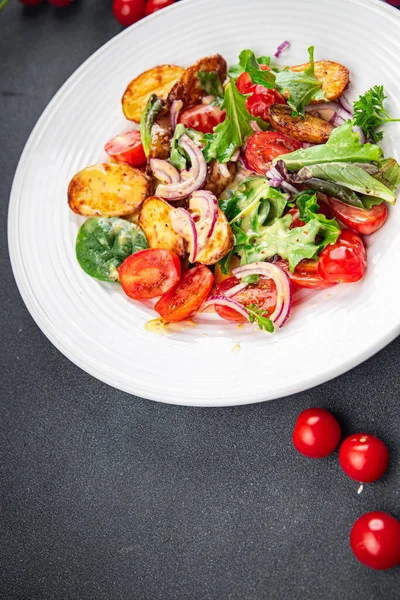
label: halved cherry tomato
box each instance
[245,131,302,174]
[350,512,400,570]
[104,130,146,167]
[112,0,146,27]
[292,408,341,458]
[178,104,226,134]
[246,87,286,122]
[318,229,367,283]
[215,276,277,323]
[155,264,214,322]
[236,64,271,95]
[119,249,181,300]
[275,258,335,290]
[339,434,389,483]
[145,0,175,16]
[328,197,388,235]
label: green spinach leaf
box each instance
[140,94,164,156]
[198,70,224,104]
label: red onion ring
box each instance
[218,162,231,178]
[170,99,183,132]
[274,40,290,58]
[150,159,180,184]
[338,95,353,115]
[224,282,250,297]
[170,207,198,262]
[250,120,263,133]
[189,190,218,240]
[200,296,251,321]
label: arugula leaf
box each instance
[242,274,261,284]
[140,94,164,156]
[203,81,255,163]
[198,70,224,105]
[298,162,396,203]
[245,303,274,333]
[228,50,271,79]
[353,85,400,143]
[274,47,326,116]
[244,52,276,88]
[217,250,233,275]
[295,192,341,251]
[374,157,400,191]
[169,124,187,171]
[278,121,384,170]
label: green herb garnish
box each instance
[353,85,400,143]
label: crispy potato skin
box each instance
[269,104,334,144]
[148,123,172,161]
[138,196,187,258]
[168,54,227,108]
[195,209,234,265]
[68,163,152,217]
[284,60,350,104]
[204,161,237,198]
[122,65,184,123]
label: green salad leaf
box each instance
[244,52,276,88]
[76,218,148,282]
[295,192,341,251]
[278,121,384,170]
[245,304,274,333]
[228,50,271,79]
[169,123,187,170]
[374,157,400,191]
[198,70,224,104]
[301,178,364,208]
[353,85,400,143]
[140,94,164,156]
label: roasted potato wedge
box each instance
[195,209,234,265]
[148,123,172,161]
[269,104,334,144]
[138,196,187,258]
[168,54,227,108]
[68,163,152,217]
[283,60,350,104]
[204,160,237,198]
[122,65,185,122]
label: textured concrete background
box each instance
[1,1,399,598]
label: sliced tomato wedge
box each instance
[318,230,367,283]
[327,197,388,235]
[119,249,181,300]
[236,64,271,95]
[275,258,335,290]
[215,276,277,322]
[246,87,286,121]
[178,104,226,134]
[104,130,146,167]
[245,131,302,174]
[155,264,214,322]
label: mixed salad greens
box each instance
[68,43,400,334]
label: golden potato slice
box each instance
[122,65,185,122]
[284,60,350,104]
[68,163,152,217]
[204,161,237,198]
[269,104,334,144]
[148,123,172,161]
[168,54,227,108]
[138,196,187,258]
[195,209,234,265]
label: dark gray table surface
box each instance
[1,1,399,599]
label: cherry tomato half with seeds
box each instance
[245,131,302,174]
[119,249,181,300]
[215,276,277,322]
[145,0,175,15]
[292,408,341,458]
[339,434,389,483]
[178,104,226,134]
[155,264,214,322]
[113,0,146,26]
[274,258,335,290]
[350,512,400,570]
[318,229,367,283]
[236,64,271,95]
[105,130,146,167]
[246,87,286,122]
[327,197,387,235]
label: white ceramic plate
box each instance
[8,0,400,406]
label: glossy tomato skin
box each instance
[178,104,226,134]
[119,249,181,300]
[292,408,341,458]
[275,258,335,290]
[350,512,400,570]
[215,276,277,322]
[236,64,271,95]
[328,197,388,235]
[155,264,214,322]
[245,131,302,174]
[145,0,175,15]
[318,229,367,283]
[113,0,146,26]
[339,434,389,483]
[246,87,286,122]
[105,130,146,167]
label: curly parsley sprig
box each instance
[353,85,400,143]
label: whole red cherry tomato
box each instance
[350,512,400,570]
[274,258,335,290]
[236,64,271,95]
[327,197,387,235]
[113,0,146,26]
[292,408,341,458]
[318,229,367,283]
[145,0,175,15]
[339,434,389,483]
[246,87,286,122]
[48,0,73,6]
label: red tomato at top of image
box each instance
[350,512,400,570]
[113,0,146,27]
[318,229,367,283]
[104,130,146,167]
[215,276,277,322]
[292,408,341,458]
[178,104,226,134]
[245,131,302,174]
[145,0,175,15]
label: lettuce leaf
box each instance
[140,94,164,156]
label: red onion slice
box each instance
[218,162,231,178]
[200,296,251,322]
[233,262,292,328]
[338,95,353,115]
[189,190,218,239]
[274,40,290,58]
[250,120,263,133]
[170,207,198,262]
[150,158,180,184]
[224,282,250,297]
[170,99,183,132]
